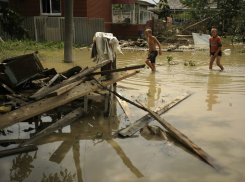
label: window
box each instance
[41,0,61,15]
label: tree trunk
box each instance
[64,0,74,63]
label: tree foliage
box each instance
[0,8,30,40]
[179,0,245,41]
[157,0,172,20]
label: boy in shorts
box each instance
[209,28,224,70]
[145,29,162,71]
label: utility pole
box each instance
[64,0,74,63]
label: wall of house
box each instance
[111,24,146,40]
[87,0,112,32]
[9,0,40,16]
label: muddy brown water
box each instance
[1,45,245,182]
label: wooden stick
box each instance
[119,92,193,137]
[93,77,147,111]
[0,81,15,94]
[137,100,220,171]
[0,70,138,130]
[0,145,38,158]
[19,107,84,147]
[30,60,110,100]
[89,64,145,76]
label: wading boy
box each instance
[209,28,224,70]
[145,29,162,71]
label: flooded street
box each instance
[1,45,245,182]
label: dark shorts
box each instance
[211,51,222,57]
[147,51,158,63]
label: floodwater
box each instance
[1,45,245,182]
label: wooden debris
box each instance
[30,60,110,100]
[0,70,138,130]
[20,107,84,147]
[137,100,220,171]
[0,145,38,158]
[0,81,16,94]
[47,79,84,98]
[119,92,193,137]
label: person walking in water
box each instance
[145,29,162,71]
[209,28,224,70]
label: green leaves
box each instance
[0,8,30,40]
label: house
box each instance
[5,0,155,43]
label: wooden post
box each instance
[64,0,74,63]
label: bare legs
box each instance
[209,55,224,70]
[145,59,156,71]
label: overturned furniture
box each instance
[0,51,45,89]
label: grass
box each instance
[0,40,87,61]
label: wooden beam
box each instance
[137,100,220,171]
[30,60,110,100]
[89,64,145,76]
[119,92,193,137]
[46,79,84,98]
[0,145,38,158]
[19,107,84,147]
[0,70,138,130]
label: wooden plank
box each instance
[19,107,84,147]
[137,100,220,171]
[46,79,83,98]
[116,95,135,123]
[30,60,110,100]
[119,92,193,137]
[0,145,38,158]
[31,73,60,98]
[89,64,145,76]
[0,70,138,130]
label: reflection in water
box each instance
[41,168,76,182]
[10,152,37,182]
[206,71,220,111]
[146,73,161,108]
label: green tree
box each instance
[157,0,172,20]
[0,8,30,40]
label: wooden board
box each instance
[0,70,138,130]
[137,101,220,171]
[119,92,193,137]
[46,79,83,98]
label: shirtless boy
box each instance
[209,28,224,70]
[145,29,162,71]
